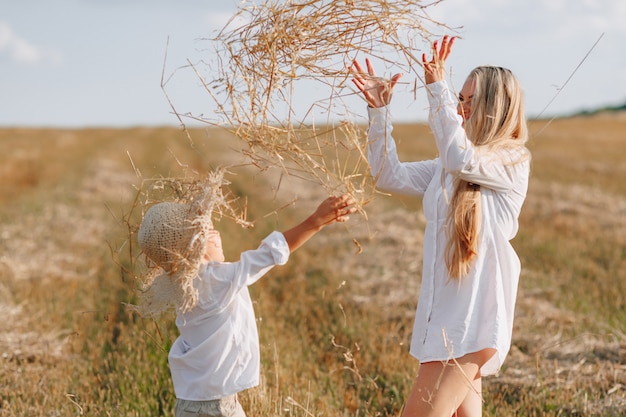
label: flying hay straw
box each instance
[168,0,449,208]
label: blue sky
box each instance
[1,0,625,128]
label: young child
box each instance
[136,189,356,417]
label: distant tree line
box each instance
[575,100,626,116]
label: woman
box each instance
[352,36,531,416]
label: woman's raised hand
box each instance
[422,35,456,85]
[351,58,403,108]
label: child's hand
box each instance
[313,194,357,227]
[282,194,357,253]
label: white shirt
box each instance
[168,231,290,400]
[367,80,530,375]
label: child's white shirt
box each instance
[168,231,290,401]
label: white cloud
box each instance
[205,11,250,34]
[0,21,62,65]
[0,22,12,48]
[11,37,41,63]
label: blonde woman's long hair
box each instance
[445,66,530,279]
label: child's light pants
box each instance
[174,395,246,417]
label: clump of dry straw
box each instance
[168,0,448,206]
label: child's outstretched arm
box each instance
[282,194,356,253]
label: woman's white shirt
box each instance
[366,80,530,375]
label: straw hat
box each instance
[133,172,226,317]
[138,202,201,272]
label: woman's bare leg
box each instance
[401,349,495,417]
[454,375,482,417]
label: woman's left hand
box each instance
[422,35,456,84]
[351,58,403,108]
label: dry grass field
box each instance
[0,113,625,416]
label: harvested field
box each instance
[0,114,625,415]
